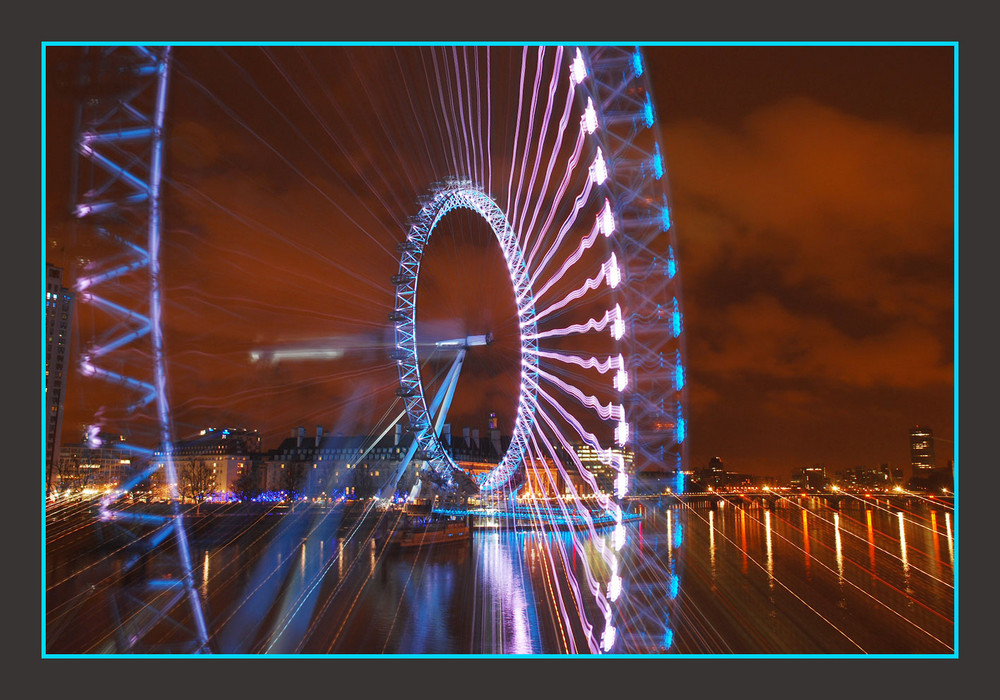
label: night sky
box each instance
[45,45,954,480]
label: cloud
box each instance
[693,295,952,391]
[663,97,953,322]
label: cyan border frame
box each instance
[41,39,959,660]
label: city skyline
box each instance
[45,45,955,480]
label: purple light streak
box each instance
[523,303,622,342]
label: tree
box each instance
[125,459,155,503]
[280,462,306,500]
[56,455,82,491]
[180,460,214,502]
[233,461,263,502]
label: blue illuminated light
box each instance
[674,469,685,495]
[663,628,674,649]
[674,358,685,391]
[669,573,679,599]
[643,97,654,128]
[433,506,641,529]
[670,298,682,338]
[676,402,686,443]
[661,199,672,232]
[666,246,676,278]
[632,49,643,77]
[652,142,664,179]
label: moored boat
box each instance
[392,512,472,549]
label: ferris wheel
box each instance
[386,47,687,507]
[58,44,687,654]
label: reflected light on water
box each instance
[930,511,941,565]
[667,509,672,558]
[945,512,954,564]
[834,513,843,583]
[740,508,748,574]
[802,510,810,574]
[764,509,774,583]
[898,511,910,575]
[481,533,536,654]
[202,550,210,599]
[866,509,876,572]
[708,510,716,579]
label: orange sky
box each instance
[45,46,954,479]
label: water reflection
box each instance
[740,508,748,574]
[46,497,956,655]
[802,509,811,574]
[930,511,941,571]
[945,512,954,564]
[708,510,716,581]
[897,511,910,576]
[866,509,876,573]
[201,550,210,599]
[834,513,843,583]
[765,509,774,585]
[481,531,538,654]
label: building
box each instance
[46,264,75,492]
[910,425,936,476]
[57,439,149,494]
[450,425,509,483]
[834,463,904,490]
[571,443,633,496]
[168,427,261,499]
[790,465,830,491]
[263,426,406,499]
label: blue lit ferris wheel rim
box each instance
[392,179,539,493]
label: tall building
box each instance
[46,264,75,492]
[909,425,936,475]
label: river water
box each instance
[45,494,955,655]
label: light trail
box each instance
[53,46,685,655]
[523,304,621,342]
[509,47,547,239]
[262,48,411,225]
[681,504,867,653]
[534,364,623,422]
[517,69,577,251]
[714,496,954,650]
[530,254,619,323]
[525,347,623,376]
[512,46,567,243]
[526,172,594,274]
[769,493,954,588]
[171,57,393,260]
[527,217,604,303]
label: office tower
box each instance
[46,264,75,491]
[909,425,936,475]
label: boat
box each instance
[391,509,472,549]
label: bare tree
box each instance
[180,461,215,503]
[280,462,306,500]
[233,461,263,502]
[56,456,81,491]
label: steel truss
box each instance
[70,46,210,653]
[391,178,539,495]
[576,47,689,477]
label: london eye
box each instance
[47,45,688,655]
